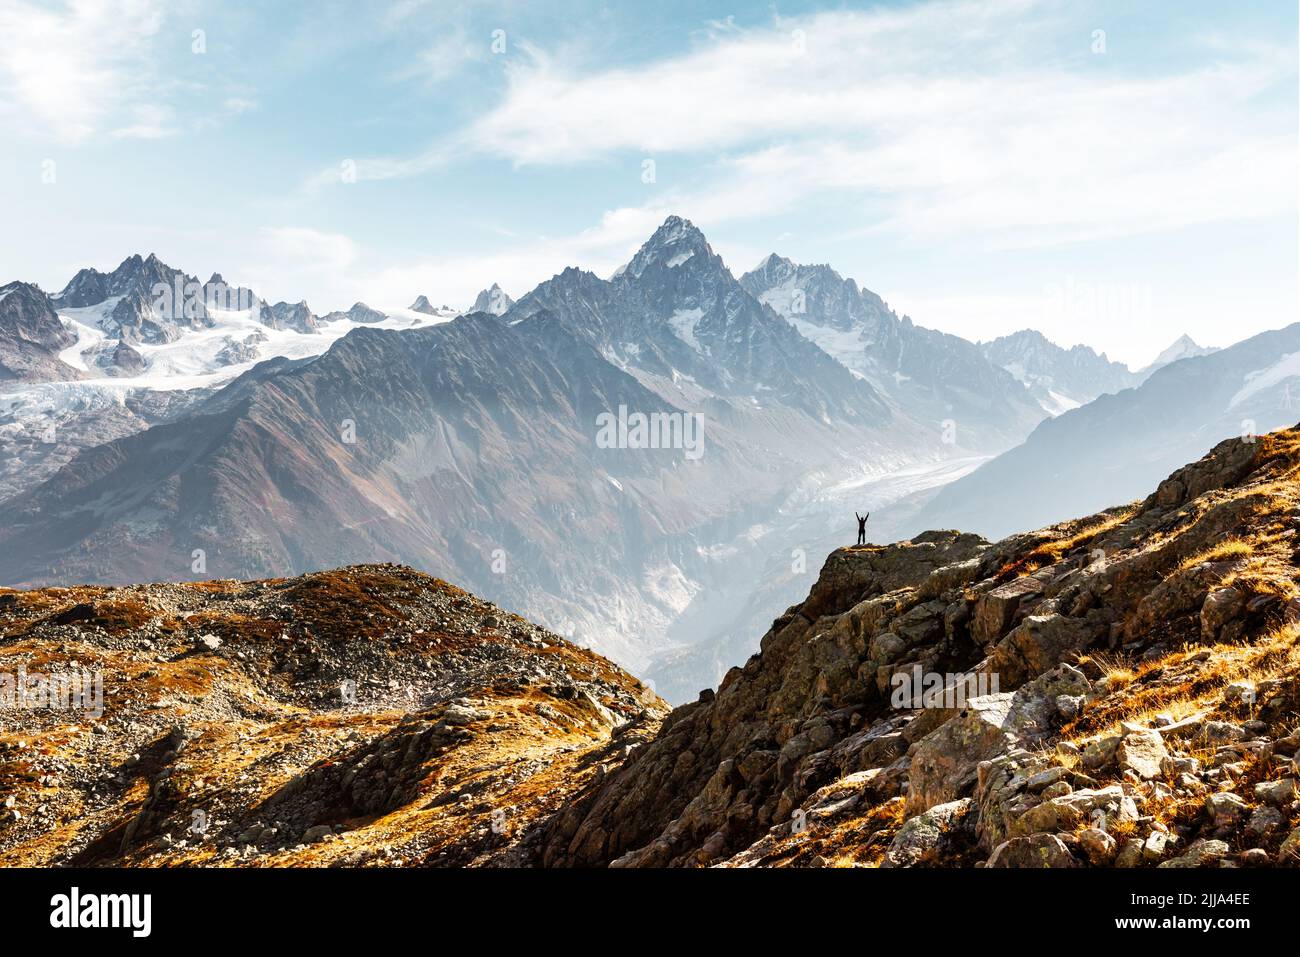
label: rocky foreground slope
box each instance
[0,566,665,866]
[544,425,1300,867]
[3,427,1300,868]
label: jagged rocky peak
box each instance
[745,252,799,288]
[53,252,217,344]
[106,339,145,375]
[1145,334,1218,372]
[615,215,717,281]
[985,328,1115,364]
[267,300,318,334]
[735,250,1044,449]
[348,301,386,323]
[470,284,514,316]
[56,253,150,306]
[0,280,82,382]
[981,328,1138,413]
[321,302,387,325]
[740,254,884,332]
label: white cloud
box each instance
[345,0,1294,247]
[0,0,166,142]
[222,96,258,115]
[398,25,481,85]
[258,227,358,271]
[110,102,176,139]
[356,209,669,311]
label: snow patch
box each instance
[57,318,106,372]
[1230,352,1300,409]
[668,308,705,352]
[1041,390,1082,416]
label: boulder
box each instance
[1117,730,1168,780]
[1205,791,1249,825]
[1246,805,1285,838]
[1159,839,1230,868]
[883,798,976,867]
[905,695,1015,815]
[989,614,1102,685]
[907,665,1089,815]
[986,833,1079,868]
[1078,827,1117,865]
[1142,830,1172,862]
[1011,785,1138,837]
[1201,587,1246,641]
[1081,735,1122,771]
[1280,828,1300,862]
[1253,778,1296,807]
[1115,838,1145,868]
[972,577,1043,646]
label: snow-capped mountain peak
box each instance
[1144,334,1218,372]
[740,255,1045,447]
[980,329,1139,413]
[614,215,715,281]
[471,284,515,316]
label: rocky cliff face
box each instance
[0,282,81,383]
[981,328,1138,413]
[543,426,1300,867]
[740,255,1045,449]
[0,565,665,866]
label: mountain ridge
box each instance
[4,426,1300,867]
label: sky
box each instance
[0,0,1296,367]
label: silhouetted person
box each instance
[855,511,869,545]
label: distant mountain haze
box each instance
[0,216,1290,700]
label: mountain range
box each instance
[919,323,1300,539]
[5,425,1300,869]
[0,215,1277,700]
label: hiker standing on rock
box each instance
[855,511,869,546]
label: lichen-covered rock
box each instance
[1159,839,1230,868]
[989,614,1104,686]
[987,833,1079,868]
[1201,588,1246,641]
[1011,785,1139,839]
[906,665,1090,816]
[1117,729,1168,780]
[884,798,976,868]
[1078,827,1117,864]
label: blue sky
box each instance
[0,0,1296,366]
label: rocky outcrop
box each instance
[266,301,318,334]
[0,281,81,382]
[321,302,386,325]
[107,340,146,375]
[543,427,1300,868]
[471,284,514,316]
